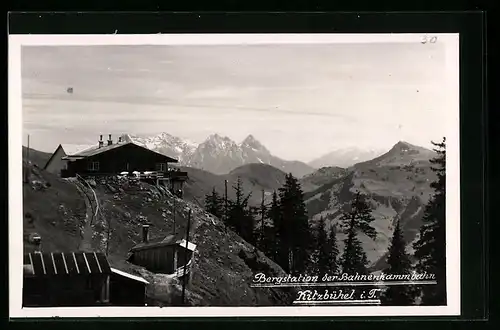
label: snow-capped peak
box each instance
[113,131,313,177]
[240,134,270,154]
[204,134,237,149]
[119,132,197,163]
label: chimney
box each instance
[142,224,150,243]
[33,235,42,253]
[99,135,103,148]
[107,134,113,146]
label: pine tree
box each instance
[315,216,329,275]
[227,177,255,245]
[327,224,340,275]
[254,190,275,256]
[381,219,415,305]
[314,217,339,276]
[266,190,281,263]
[413,137,446,305]
[339,191,377,275]
[278,173,311,274]
[204,187,224,219]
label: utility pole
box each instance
[173,196,176,237]
[181,209,191,305]
[261,189,265,248]
[224,179,228,225]
[27,134,30,164]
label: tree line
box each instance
[204,138,446,306]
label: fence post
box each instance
[181,209,191,305]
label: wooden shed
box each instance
[109,268,149,306]
[128,225,196,276]
[23,252,112,307]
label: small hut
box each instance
[127,225,196,276]
[109,268,149,306]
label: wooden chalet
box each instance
[128,225,196,276]
[23,251,112,307]
[44,134,189,194]
[59,134,179,177]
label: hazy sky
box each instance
[21,42,451,162]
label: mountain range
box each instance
[301,141,437,270]
[308,146,386,169]
[121,133,315,178]
[22,138,440,274]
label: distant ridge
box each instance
[308,146,386,168]
[123,132,315,178]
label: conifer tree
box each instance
[204,187,224,219]
[315,216,329,274]
[278,173,311,274]
[253,190,275,257]
[340,191,377,275]
[266,190,281,263]
[413,137,446,305]
[327,224,340,275]
[227,177,255,245]
[381,219,415,306]
[314,217,339,276]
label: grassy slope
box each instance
[22,162,87,253]
[300,166,348,192]
[22,146,52,168]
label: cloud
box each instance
[21,43,452,160]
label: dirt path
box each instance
[73,181,95,252]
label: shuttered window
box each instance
[88,161,100,171]
[155,163,166,172]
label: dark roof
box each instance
[130,235,178,252]
[62,142,178,163]
[23,252,111,276]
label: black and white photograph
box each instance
[9,34,460,317]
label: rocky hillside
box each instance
[23,161,87,253]
[303,141,437,270]
[123,132,315,178]
[22,161,295,306]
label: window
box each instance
[156,163,167,172]
[88,161,100,171]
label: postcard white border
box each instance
[9,33,460,318]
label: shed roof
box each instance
[130,235,196,253]
[23,252,111,277]
[111,268,149,284]
[62,141,178,163]
[61,144,97,156]
[130,235,176,252]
